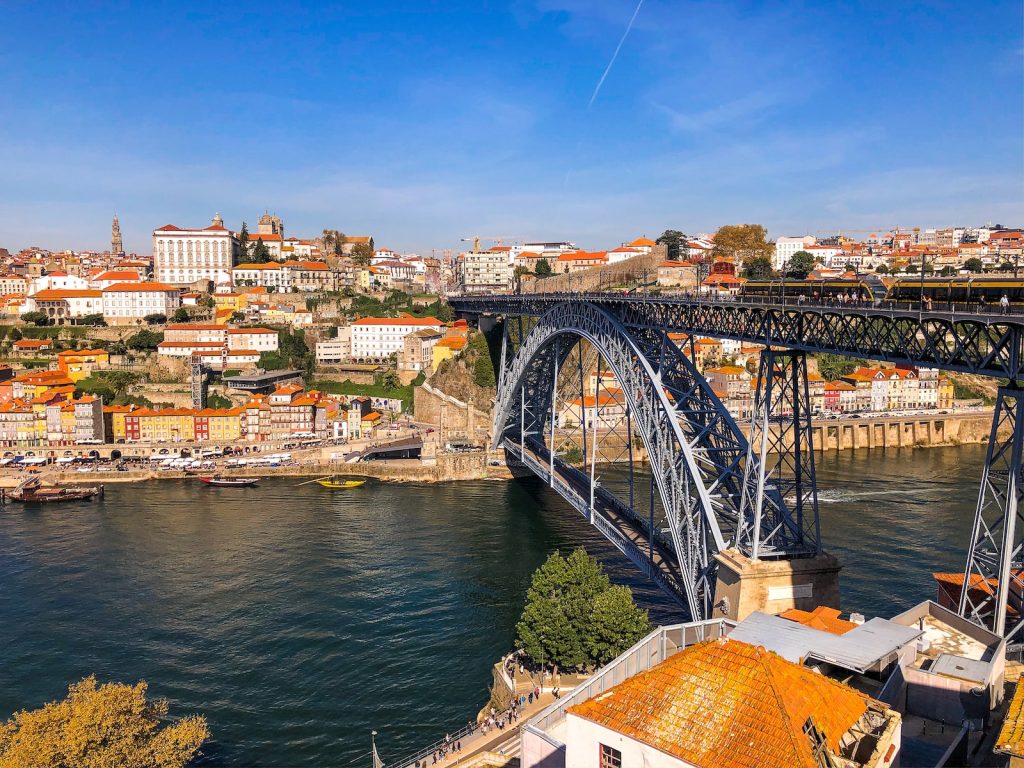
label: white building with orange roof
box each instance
[350,315,445,360]
[556,251,608,274]
[559,391,627,430]
[153,214,238,286]
[102,282,181,324]
[0,274,28,295]
[90,269,145,290]
[557,637,900,768]
[626,236,656,254]
[27,288,103,322]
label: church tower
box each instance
[111,215,124,256]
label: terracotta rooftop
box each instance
[997,679,1024,758]
[567,638,878,768]
[779,606,859,635]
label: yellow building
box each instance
[214,293,247,313]
[56,348,110,382]
[938,377,955,410]
[104,405,133,442]
[126,409,196,443]
[195,407,243,442]
[431,335,468,372]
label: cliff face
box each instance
[428,352,495,411]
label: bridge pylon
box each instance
[958,384,1024,642]
[714,349,840,623]
[737,349,822,559]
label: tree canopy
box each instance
[515,548,650,672]
[656,230,686,261]
[125,329,163,351]
[534,258,553,278]
[712,224,774,265]
[964,257,984,273]
[816,354,860,381]
[787,250,817,279]
[351,242,374,266]
[741,255,775,279]
[0,675,209,768]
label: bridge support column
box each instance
[721,350,840,622]
[957,384,1024,641]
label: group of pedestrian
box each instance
[424,733,463,766]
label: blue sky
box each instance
[1,0,1021,254]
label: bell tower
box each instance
[111,215,124,256]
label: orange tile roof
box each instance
[353,316,442,326]
[997,680,1024,758]
[94,270,142,281]
[436,336,467,350]
[779,606,858,635]
[56,348,107,357]
[629,237,656,247]
[568,639,876,768]
[13,339,52,348]
[103,281,179,292]
[31,289,103,300]
[165,323,225,331]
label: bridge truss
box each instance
[489,302,819,620]
[457,294,1024,639]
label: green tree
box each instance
[516,549,647,672]
[712,224,774,264]
[875,264,889,275]
[938,265,955,276]
[906,263,918,274]
[206,393,232,409]
[787,250,817,279]
[250,239,272,264]
[9,328,21,342]
[741,255,774,279]
[534,258,553,278]
[656,229,686,261]
[1001,261,1016,272]
[79,313,107,326]
[587,586,651,665]
[238,221,250,260]
[379,370,401,389]
[21,311,50,327]
[0,675,209,768]
[171,307,190,323]
[321,229,347,258]
[143,313,167,325]
[125,329,163,351]
[473,353,495,388]
[964,257,984,273]
[230,311,245,323]
[816,353,859,380]
[514,265,531,291]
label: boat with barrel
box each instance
[297,476,367,490]
[3,476,103,503]
[198,476,259,488]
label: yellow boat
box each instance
[316,478,366,490]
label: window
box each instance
[600,745,621,768]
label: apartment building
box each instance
[349,316,445,360]
[459,250,513,294]
[101,282,181,325]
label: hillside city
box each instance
[0,216,1018,452]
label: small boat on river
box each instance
[199,476,259,488]
[4,477,103,503]
[315,478,366,490]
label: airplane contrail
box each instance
[587,0,646,109]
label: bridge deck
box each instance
[452,293,1024,379]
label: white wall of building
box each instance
[773,235,816,270]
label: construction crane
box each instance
[460,235,520,254]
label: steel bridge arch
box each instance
[491,301,749,619]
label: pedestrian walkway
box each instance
[396,688,564,768]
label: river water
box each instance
[0,446,985,766]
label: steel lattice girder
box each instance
[959,385,1024,641]
[451,296,1024,378]
[491,303,754,619]
[737,350,821,559]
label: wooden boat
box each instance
[4,478,103,503]
[315,478,366,490]
[199,476,259,488]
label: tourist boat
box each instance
[198,476,259,488]
[315,478,366,490]
[4,478,103,503]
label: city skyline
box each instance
[1,1,1022,254]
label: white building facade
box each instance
[350,317,445,360]
[773,235,816,270]
[101,283,181,325]
[153,214,238,286]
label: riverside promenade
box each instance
[393,662,591,768]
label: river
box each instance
[0,446,985,766]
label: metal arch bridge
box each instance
[450,293,1024,643]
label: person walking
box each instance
[1001,294,1010,315]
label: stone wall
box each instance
[414,382,490,445]
[521,244,668,294]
